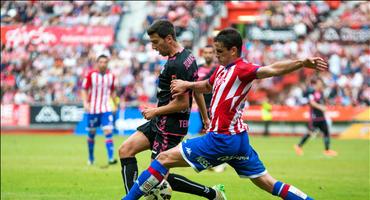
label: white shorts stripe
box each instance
[179,143,200,173]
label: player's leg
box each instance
[124,133,228,200]
[320,120,337,156]
[152,131,222,200]
[86,113,98,165]
[251,173,313,200]
[237,152,314,200]
[167,173,221,200]
[118,121,152,193]
[231,132,313,200]
[167,133,226,200]
[101,112,117,164]
[123,145,187,200]
[294,121,314,155]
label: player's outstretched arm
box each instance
[256,57,328,79]
[309,98,327,112]
[171,79,212,98]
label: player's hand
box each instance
[170,79,189,98]
[142,107,157,120]
[202,117,210,130]
[303,57,328,71]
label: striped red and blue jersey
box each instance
[82,70,115,114]
[208,58,260,135]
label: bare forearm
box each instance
[310,101,326,112]
[186,80,212,94]
[269,59,304,76]
[194,92,208,121]
[258,59,305,79]
[155,95,189,116]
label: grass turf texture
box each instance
[1,134,369,200]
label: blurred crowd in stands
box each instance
[1,1,126,28]
[1,1,369,107]
[244,1,369,106]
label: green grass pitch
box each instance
[1,134,369,200]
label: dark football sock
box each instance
[298,134,310,147]
[120,157,138,194]
[167,173,216,200]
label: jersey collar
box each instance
[225,57,242,69]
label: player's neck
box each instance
[205,61,213,67]
[223,56,240,67]
[98,69,107,74]
[168,42,182,57]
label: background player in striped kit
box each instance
[81,55,117,165]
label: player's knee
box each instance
[103,129,112,135]
[251,173,276,193]
[118,141,135,158]
[156,152,171,167]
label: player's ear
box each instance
[165,35,172,43]
[231,46,238,56]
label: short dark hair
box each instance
[147,20,176,41]
[205,44,214,49]
[97,54,109,61]
[214,28,242,56]
[311,77,323,85]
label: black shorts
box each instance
[137,120,184,159]
[308,120,329,136]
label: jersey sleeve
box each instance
[240,63,261,82]
[208,65,220,86]
[82,73,91,90]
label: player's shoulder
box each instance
[170,49,196,70]
[85,69,98,77]
[175,48,194,62]
[235,59,260,73]
[106,70,115,77]
[198,63,205,69]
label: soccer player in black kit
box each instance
[118,20,226,199]
[294,78,338,157]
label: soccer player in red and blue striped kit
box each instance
[81,55,117,165]
[123,28,328,200]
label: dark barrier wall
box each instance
[30,105,84,125]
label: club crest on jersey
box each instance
[215,71,226,88]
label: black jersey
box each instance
[155,48,198,135]
[308,89,326,121]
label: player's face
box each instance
[149,33,170,56]
[203,47,214,65]
[214,42,236,66]
[97,57,109,71]
[315,80,323,90]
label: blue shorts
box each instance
[86,112,113,131]
[180,131,267,178]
